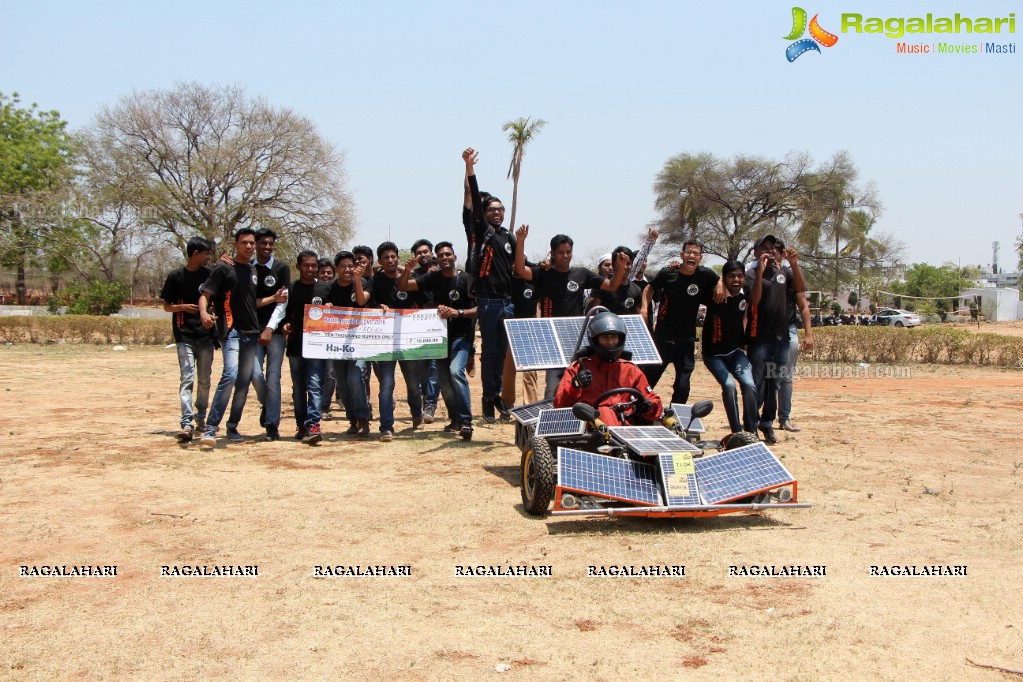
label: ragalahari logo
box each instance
[784,7,839,61]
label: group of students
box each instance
[160,146,812,449]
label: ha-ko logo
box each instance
[784,7,839,62]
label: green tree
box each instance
[502,116,547,234]
[888,263,978,311]
[80,82,355,257]
[0,92,76,304]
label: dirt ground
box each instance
[1,344,1021,681]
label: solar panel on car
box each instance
[558,447,663,505]
[658,452,702,506]
[534,408,586,437]
[669,404,706,434]
[607,426,701,456]
[692,442,795,504]
[510,399,554,425]
[505,315,661,371]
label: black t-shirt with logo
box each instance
[745,264,795,343]
[372,271,424,310]
[702,290,748,357]
[254,258,291,334]
[326,277,373,308]
[161,266,214,343]
[532,267,605,318]
[594,279,643,316]
[416,270,474,342]
[284,280,332,357]
[651,266,719,340]
[200,261,260,339]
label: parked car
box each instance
[874,308,921,327]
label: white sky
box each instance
[3,0,1020,270]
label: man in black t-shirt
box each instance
[593,245,643,316]
[642,240,720,404]
[411,239,440,423]
[702,260,758,434]
[402,241,476,438]
[514,226,627,399]
[326,250,373,437]
[197,227,261,446]
[160,236,216,441]
[269,250,331,444]
[250,228,291,440]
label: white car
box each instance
[875,308,921,327]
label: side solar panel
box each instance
[505,318,565,370]
[621,316,662,365]
[558,448,662,505]
[693,442,795,504]
[510,399,554,425]
[669,404,706,434]
[658,452,702,506]
[505,315,661,370]
[534,408,586,437]
[608,426,701,455]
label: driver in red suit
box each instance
[555,312,663,426]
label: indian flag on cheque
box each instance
[302,307,448,361]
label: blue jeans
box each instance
[643,335,696,404]
[748,337,791,428]
[320,363,337,413]
[333,359,370,421]
[438,337,473,427]
[251,332,285,427]
[703,349,758,433]
[288,356,324,428]
[175,338,214,428]
[423,360,439,410]
[476,297,514,399]
[206,330,259,432]
[778,325,799,423]
[374,359,426,432]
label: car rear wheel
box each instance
[894,320,904,327]
[724,431,759,449]
[521,436,556,516]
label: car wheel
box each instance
[521,436,556,516]
[724,431,759,449]
[894,320,904,327]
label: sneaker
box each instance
[423,404,436,424]
[412,414,423,430]
[264,425,280,441]
[303,424,322,444]
[781,420,801,432]
[357,418,371,437]
[459,424,473,441]
[481,397,496,424]
[380,429,393,442]
[442,422,458,433]
[259,404,267,428]
[345,421,360,435]
[294,425,308,440]
[194,416,206,433]
[492,396,511,418]
[322,411,335,421]
[176,426,194,442]
[226,428,245,443]
[200,430,216,447]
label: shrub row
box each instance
[808,326,1023,368]
[0,316,172,345]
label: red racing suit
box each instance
[554,355,663,426]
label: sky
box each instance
[3,0,1020,271]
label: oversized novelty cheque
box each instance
[303,306,448,361]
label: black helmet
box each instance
[587,312,627,361]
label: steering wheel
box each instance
[591,387,645,421]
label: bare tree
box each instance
[81,82,355,256]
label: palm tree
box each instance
[842,209,880,310]
[502,117,547,233]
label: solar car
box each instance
[505,309,810,519]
